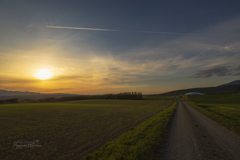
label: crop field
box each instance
[0,99,173,160]
[183,94,240,104]
[184,94,240,136]
[84,101,177,160]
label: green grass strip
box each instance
[186,101,240,136]
[83,101,177,160]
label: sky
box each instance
[1,0,240,94]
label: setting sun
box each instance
[35,69,52,80]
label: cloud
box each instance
[230,65,240,76]
[235,65,240,71]
[2,18,240,94]
[110,18,240,79]
[40,19,240,84]
[189,65,232,78]
[50,75,92,81]
[232,72,240,76]
[0,76,39,84]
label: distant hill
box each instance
[153,84,240,96]
[218,80,240,87]
[0,90,79,100]
[0,90,41,96]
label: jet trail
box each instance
[47,26,121,31]
[47,26,186,35]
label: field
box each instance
[84,101,177,160]
[182,94,240,104]
[183,94,240,136]
[0,99,173,160]
[143,96,174,100]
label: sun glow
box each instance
[35,69,52,80]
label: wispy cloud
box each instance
[0,76,39,84]
[189,65,232,78]
[114,18,240,77]
[3,18,240,94]
[189,65,240,78]
[235,65,240,71]
[232,65,240,76]
[232,72,240,76]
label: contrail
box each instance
[47,26,121,31]
[47,26,186,34]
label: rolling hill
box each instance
[218,80,240,87]
[154,81,240,96]
[0,90,78,100]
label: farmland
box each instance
[83,101,177,160]
[0,99,173,160]
[183,94,240,104]
[143,95,174,100]
[183,94,240,136]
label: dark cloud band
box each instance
[189,65,232,78]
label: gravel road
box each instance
[159,98,240,160]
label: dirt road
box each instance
[159,98,240,160]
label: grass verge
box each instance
[186,101,240,136]
[82,101,178,160]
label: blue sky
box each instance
[1,0,240,94]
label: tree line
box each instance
[0,98,18,104]
[37,92,143,102]
[0,92,143,104]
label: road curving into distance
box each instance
[159,97,240,160]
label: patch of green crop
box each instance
[83,101,178,160]
[186,101,240,136]
[0,99,173,160]
[186,93,240,137]
[186,94,240,104]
